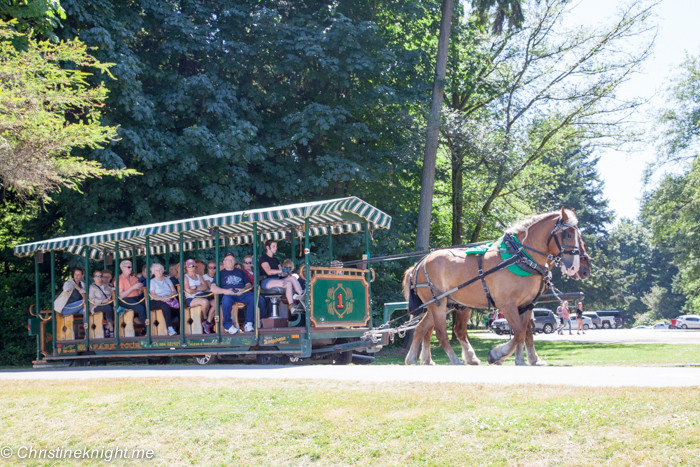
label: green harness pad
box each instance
[464,236,536,277]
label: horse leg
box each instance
[432,304,463,365]
[487,307,527,365]
[419,320,435,366]
[405,313,433,365]
[454,308,480,365]
[525,317,547,366]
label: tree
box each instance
[443,0,655,244]
[642,52,700,312]
[0,20,136,200]
[0,0,65,40]
[415,0,531,250]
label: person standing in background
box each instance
[576,301,585,335]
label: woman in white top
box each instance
[148,263,178,336]
[183,259,214,334]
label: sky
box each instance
[567,0,700,222]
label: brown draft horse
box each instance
[402,208,591,366]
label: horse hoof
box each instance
[487,350,497,364]
[467,358,481,366]
[533,360,548,367]
[405,357,418,366]
[515,360,528,366]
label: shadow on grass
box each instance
[375,333,700,366]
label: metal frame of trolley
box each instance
[19,197,391,365]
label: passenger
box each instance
[259,240,304,306]
[241,255,254,283]
[138,264,148,286]
[195,259,206,277]
[148,263,178,336]
[118,260,148,336]
[89,270,115,337]
[102,269,114,289]
[203,261,217,287]
[57,267,86,318]
[234,263,243,270]
[183,259,214,334]
[210,253,255,334]
[240,254,270,322]
[169,263,180,287]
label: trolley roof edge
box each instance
[14,197,391,259]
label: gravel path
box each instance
[2,365,699,388]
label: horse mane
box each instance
[505,209,578,237]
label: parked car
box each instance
[652,322,670,330]
[595,310,623,329]
[633,325,650,329]
[491,309,558,334]
[582,311,602,329]
[491,318,511,335]
[675,315,700,329]
[533,308,558,334]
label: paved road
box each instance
[2,365,699,388]
[486,328,700,345]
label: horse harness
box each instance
[409,217,583,316]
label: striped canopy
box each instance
[13,197,391,260]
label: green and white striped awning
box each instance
[14,197,391,259]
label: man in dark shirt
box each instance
[210,253,256,334]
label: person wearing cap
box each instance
[210,253,255,334]
[183,258,215,334]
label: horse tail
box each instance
[402,263,424,316]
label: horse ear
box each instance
[560,206,568,221]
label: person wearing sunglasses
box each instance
[184,258,214,334]
[118,260,148,336]
[89,270,115,337]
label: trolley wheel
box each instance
[333,351,353,365]
[256,354,280,365]
[192,354,218,366]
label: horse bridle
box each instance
[519,217,583,269]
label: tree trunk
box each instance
[415,0,454,251]
[451,151,463,246]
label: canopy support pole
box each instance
[50,251,56,357]
[215,228,221,343]
[34,253,41,361]
[84,248,90,350]
[253,222,259,340]
[114,242,120,348]
[304,218,311,341]
[179,233,185,347]
[145,237,151,346]
[365,222,372,330]
[291,230,296,265]
[328,229,333,265]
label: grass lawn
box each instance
[1,378,699,466]
[375,333,700,366]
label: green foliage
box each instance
[642,51,700,314]
[0,20,137,201]
[0,0,65,41]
